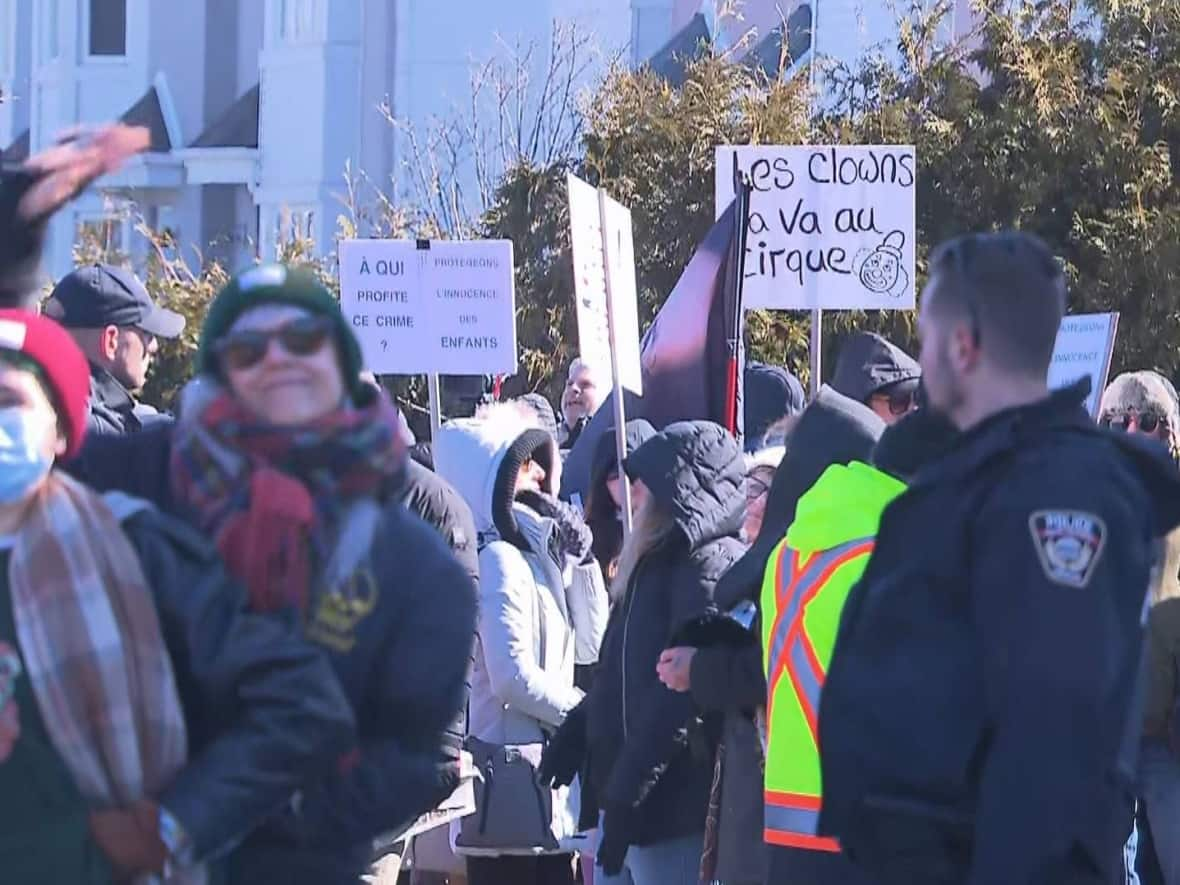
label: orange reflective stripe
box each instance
[766,790,822,810]
[763,544,798,724]
[764,829,841,852]
[764,791,840,852]
[765,540,874,740]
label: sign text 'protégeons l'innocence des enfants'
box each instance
[339,239,518,376]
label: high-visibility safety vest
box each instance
[759,461,905,852]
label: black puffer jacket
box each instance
[585,421,745,848]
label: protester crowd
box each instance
[2,125,1180,885]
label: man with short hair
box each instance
[44,263,184,435]
[560,358,603,450]
[831,331,921,425]
[819,232,1180,884]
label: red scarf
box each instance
[170,384,406,613]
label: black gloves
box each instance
[596,802,634,876]
[539,700,587,789]
[550,498,594,564]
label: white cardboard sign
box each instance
[1047,312,1119,418]
[567,174,643,395]
[715,144,917,311]
[339,239,518,375]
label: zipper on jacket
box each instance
[621,563,642,742]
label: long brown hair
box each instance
[610,497,678,603]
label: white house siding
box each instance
[13,0,632,276]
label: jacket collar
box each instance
[911,379,1093,490]
[910,377,1180,536]
[90,362,136,413]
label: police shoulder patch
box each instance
[1028,510,1107,588]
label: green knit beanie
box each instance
[197,264,367,400]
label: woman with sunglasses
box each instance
[69,264,478,885]
[1101,371,1180,884]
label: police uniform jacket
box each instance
[818,381,1180,885]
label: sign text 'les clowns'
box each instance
[716,145,917,311]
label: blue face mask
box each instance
[0,407,53,504]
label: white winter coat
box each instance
[434,407,609,853]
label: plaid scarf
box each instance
[170,379,406,614]
[9,473,189,808]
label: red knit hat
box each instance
[0,310,91,459]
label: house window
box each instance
[89,0,127,57]
[279,0,317,42]
[77,214,129,256]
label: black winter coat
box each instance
[401,459,479,587]
[66,427,478,884]
[585,421,745,848]
[821,383,1180,884]
[0,496,356,883]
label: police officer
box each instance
[818,231,1180,885]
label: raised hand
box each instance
[15,124,150,222]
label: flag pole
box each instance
[808,0,822,396]
[427,373,443,434]
[726,151,752,437]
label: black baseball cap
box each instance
[44,263,185,339]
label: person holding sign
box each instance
[560,359,605,452]
[819,232,1180,885]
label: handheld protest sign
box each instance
[339,238,519,434]
[339,238,517,376]
[1048,312,1119,418]
[567,173,644,538]
[715,145,917,312]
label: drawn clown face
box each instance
[854,230,910,299]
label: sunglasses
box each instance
[1101,410,1164,435]
[214,315,334,372]
[875,387,918,417]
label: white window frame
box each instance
[277,0,320,44]
[77,214,131,256]
[83,0,129,63]
[76,200,134,256]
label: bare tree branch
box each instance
[378,20,603,236]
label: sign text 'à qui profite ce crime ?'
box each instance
[338,239,518,376]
